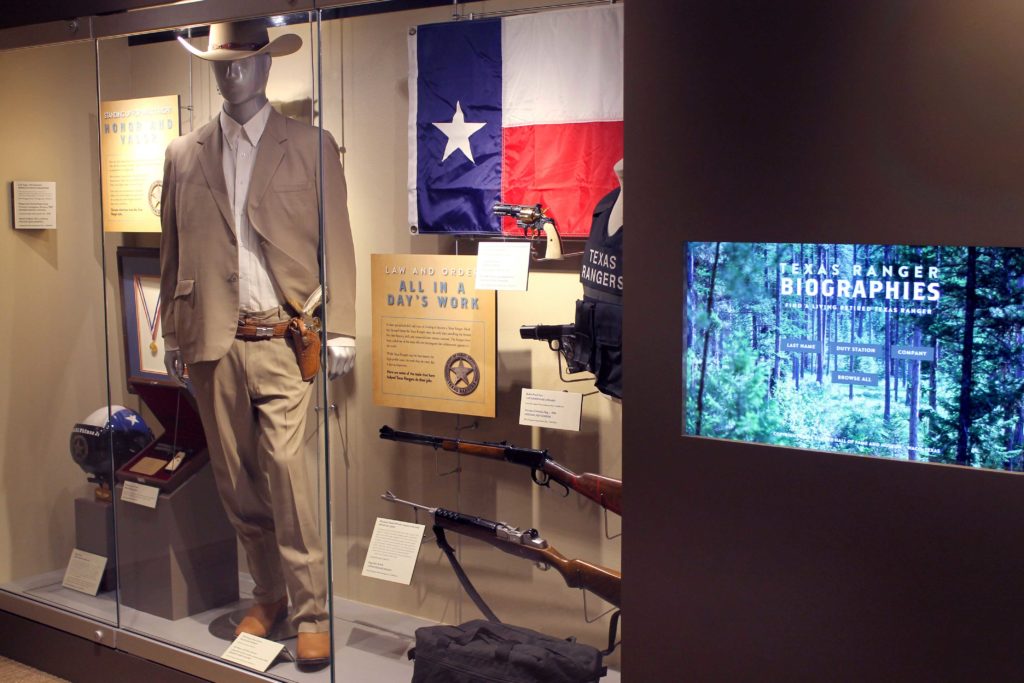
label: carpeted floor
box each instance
[0,656,69,682]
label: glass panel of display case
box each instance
[97,12,336,680]
[0,39,121,628]
[318,1,623,678]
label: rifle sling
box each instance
[434,526,622,656]
[433,525,501,623]
[601,609,621,656]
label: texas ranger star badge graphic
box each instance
[444,352,480,396]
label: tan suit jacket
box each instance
[159,108,356,364]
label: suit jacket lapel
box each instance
[195,120,235,233]
[246,109,287,228]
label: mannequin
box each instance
[605,159,623,404]
[158,20,355,670]
[607,158,623,238]
[163,39,354,381]
[577,157,624,399]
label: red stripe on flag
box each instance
[500,121,623,238]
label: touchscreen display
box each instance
[684,242,1024,473]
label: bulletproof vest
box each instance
[576,187,622,399]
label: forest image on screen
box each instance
[684,242,1024,473]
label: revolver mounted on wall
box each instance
[492,202,563,260]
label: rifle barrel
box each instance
[381,490,435,515]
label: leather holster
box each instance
[288,317,321,382]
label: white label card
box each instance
[361,517,426,585]
[12,181,56,230]
[519,388,584,431]
[221,633,286,672]
[475,242,531,291]
[121,481,160,508]
[62,549,107,596]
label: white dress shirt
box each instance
[220,102,281,314]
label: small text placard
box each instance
[12,181,56,230]
[221,633,286,672]
[519,388,583,431]
[475,242,531,291]
[121,481,160,508]
[62,549,107,596]
[362,517,426,585]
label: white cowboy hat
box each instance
[177,19,301,61]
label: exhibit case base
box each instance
[0,572,621,682]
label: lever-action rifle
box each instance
[380,426,622,515]
[382,491,621,609]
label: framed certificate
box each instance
[117,247,184,388]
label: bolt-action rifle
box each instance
[382,491,621,609]
[379,426,622,515]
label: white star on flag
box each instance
[433,101,486,163]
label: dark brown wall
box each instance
[626,1,1024,680]
[0,1,165,29]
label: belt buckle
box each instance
[254,325,274,339]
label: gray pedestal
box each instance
[115,463,238,620]
[73,497,116,593]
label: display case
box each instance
[0,2,624,681]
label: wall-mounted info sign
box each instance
[11,181,56,229]
[371,254,496,417]
[684,241,1024,474]
[100,95,179,232]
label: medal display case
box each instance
[113,381,208,492]
[117,247,182,387]
[116,248,210,492]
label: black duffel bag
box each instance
[408,619,607,683]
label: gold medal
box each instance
[135,275,162,359]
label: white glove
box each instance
[326,338,356,380]
[164,348,186,385]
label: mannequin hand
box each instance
[164,349,186,385]
[327,343,356,380]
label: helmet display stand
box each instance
[111,381,238,620]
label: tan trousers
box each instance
[189,311,327,634]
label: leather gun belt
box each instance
[236,318,291,341]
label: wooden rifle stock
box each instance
[542,550,622,609]
[540,461,623,516]
[380,426,623,515]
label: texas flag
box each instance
[408,4,624,238]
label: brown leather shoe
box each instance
[234,597,288,638]
[296,631,331,671]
